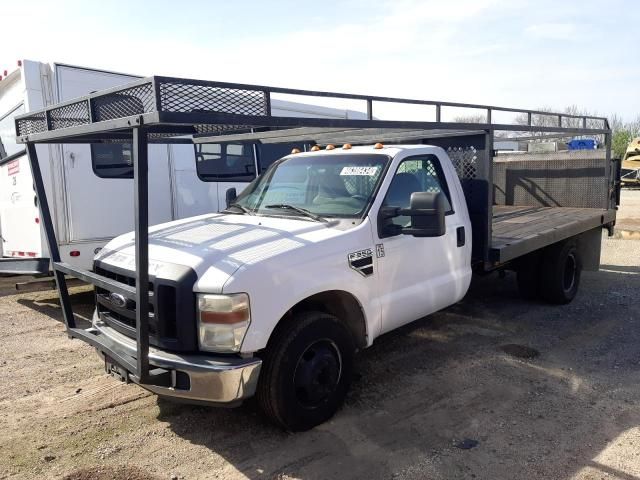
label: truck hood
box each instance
[95,213,349,291]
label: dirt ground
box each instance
[1,192,639,480]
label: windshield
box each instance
[233,153,389,218]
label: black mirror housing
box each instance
[402,192,446,237]
[225,187,237,208]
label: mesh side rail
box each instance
[16,84,157,136]
[16,79,268,137]
[493,152,608,209]
[16,75,610,140]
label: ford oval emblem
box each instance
[108,292,128,308]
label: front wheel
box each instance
[256,311,355,431]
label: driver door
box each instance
[375,153,470,334]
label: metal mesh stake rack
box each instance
[15,75,613,383]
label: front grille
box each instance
[94,261,197,352]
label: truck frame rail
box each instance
[15,75,616,382]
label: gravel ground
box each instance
[0,194,639,480]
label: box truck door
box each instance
[0,103,42,258]
[55,65,173,241]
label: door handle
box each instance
[456,226,465,247]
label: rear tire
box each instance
[516,253,541,300]
[539,239,582,304]
[256,311,355,431]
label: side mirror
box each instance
[377,192,447,238]
[402,192,446,237]
[225,187,237,208]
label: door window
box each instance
[383,155,453,227]
[91,143,133,178]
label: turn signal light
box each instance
[326,144,335,150]
[374,142,384,149]
[342,143,352,150]
[311,145,321,151]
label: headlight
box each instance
[197,293,250,353]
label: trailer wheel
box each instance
[539,240,582,304]
[516,254,541,300]
[256,311,355,431]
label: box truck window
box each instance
[0,104,25,162]
[91,143,133,178]
[195,143,256,182]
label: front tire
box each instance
[256,311,355,431]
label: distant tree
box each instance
[453,114,487,124]
[612,115,640,159]
[613,129,634,159]
[453,106,639,156]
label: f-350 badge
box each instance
[348,248,374,277]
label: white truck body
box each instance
[0,61,356,273]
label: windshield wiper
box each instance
[264,204,328,223]
[225,203,254,215]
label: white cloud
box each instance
[524,22,579,40]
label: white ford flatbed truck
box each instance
[90,144,612,431]
[15,75,618,431]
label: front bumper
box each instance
[87,314,262,405]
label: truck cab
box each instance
[92,144,472,430]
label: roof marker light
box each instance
[374,142,384,149]
[311,145,321,151]
[70,250,80,257]
[326,144,335,150]
[342,143,352,150]
[291,148,301,154]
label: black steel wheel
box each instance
[257,311,355,431]
[539,240,582,304]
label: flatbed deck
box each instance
[490,206,615,264]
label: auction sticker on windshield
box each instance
[340,166,379,176]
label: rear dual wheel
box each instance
[516,239,582,304]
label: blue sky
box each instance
[3,0,639,120]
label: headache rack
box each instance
[15,75,616,382]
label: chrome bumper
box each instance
[87,316,261,405]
